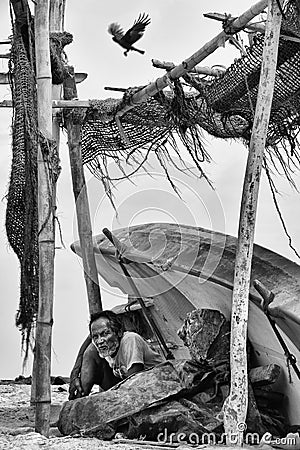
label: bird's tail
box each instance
[132,47,145,54]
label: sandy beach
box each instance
[0,382,147,450]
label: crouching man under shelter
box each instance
[69,310,164,399]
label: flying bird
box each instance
[108,13,151,56]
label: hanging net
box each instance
[75,0,300,189]
[6,13,67,355]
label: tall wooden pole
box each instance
[31,0,66,408]
[64,69,103,315]
[223,0,283,444]
[34,0,54,437]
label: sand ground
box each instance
[0,383,152,450]
[1,382,297,450]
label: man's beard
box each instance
[97,339,119,358]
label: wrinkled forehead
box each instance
[91,317,111,334]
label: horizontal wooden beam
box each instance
[0,72,86,88]
[52,99,89,108]
[0,39,11,45]
[0,53,10,59]
[0,100,12,107]
[0,73,9,84]
[152,59,226,77]
[0,99,91,108]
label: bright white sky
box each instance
[0,0,299,378]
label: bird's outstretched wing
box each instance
[107,22,124,41]
[123,13,151,45]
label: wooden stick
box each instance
[152,59,226,77]
[223,0,283,444]
[114,0,268,119]
[0,100,12,107]
[203,12,266,33]
[0,100,90,108]
[64,67,103,315]
[104,86,127,92]
[204,12,300,43]
[0,73,9,84]
[52,99,90,108]
[0,52,10,58]
[34,0,54,437]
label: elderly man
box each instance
[69,310,163,399]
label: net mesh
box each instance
[5,18,65,355]
[76,1,300,187]
[6,23,39,354]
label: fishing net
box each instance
[5,15,66,355]
[6,22,39,356]
[75,1,300,190]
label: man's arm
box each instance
[127,362,144,377]
[69,335,92,400]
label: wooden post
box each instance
[34,0,54,437]
[64,68,102,315]
[223,0,283,445]
[31,0,66,408]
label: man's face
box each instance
[91,317,121,358]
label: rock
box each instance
[249,364,281,387]
[177,309,230,365]
[51,376,68,385]
[14,375,32,385]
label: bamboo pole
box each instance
[64,67,102,315]
[31,0,66,409]
[223,0,283,445]
[114,0,268,119]
[50,0,66,31]
[34,0,54,437]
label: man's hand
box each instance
[68,376,84,400]
[68,335,92,400]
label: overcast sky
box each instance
[0,0,299,378]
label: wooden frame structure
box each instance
[2,0,287,441]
